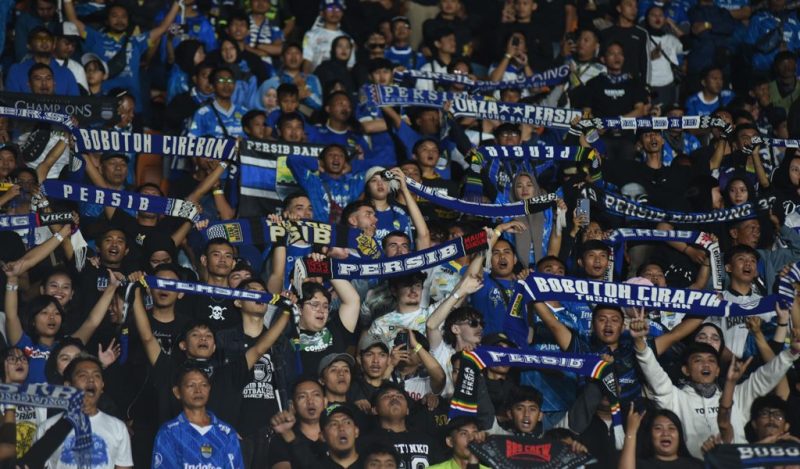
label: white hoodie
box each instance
[636,345,796,459]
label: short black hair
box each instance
[362,443,401,466]
[153,263,182,279]
[63,353,103,383]
[210,66,234,83]
[536,255,565,271]
[277,111,304,130]
[381,231,411,251]
[291,375,325,397]
[28,63,53,82]
[341,200,374,226]
[174,366,211,388]
[443,306,482,346]
[277,82,299,98]
[242,110,266,129]
[204,237,234,257]
[682,341,719,366]
[300,283,332,305]
[505,385,543,408]
[282,191,311,211]
[749,395,789,422]
[724,243,759,264]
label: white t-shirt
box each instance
[646,34,683,87]
[20,129,71,180]
[302,24,355,71]
[367,299,443,346]
[431,340,456,397]
[38,410,133,469]
[706,290,775,358]
[2,404,46,458]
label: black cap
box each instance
[368,58,395,74]
[578,239,611,256]
[320,402,358,427]
[444,416,480,435]
[482,332,518,348]
[100,153,129,163]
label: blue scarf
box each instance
[42,181,200,222]
[361,85,582,129]
[515,273,781,317]
[204,218,335,249]
[0,211,74,246]
[73,128,238,161]
[296,231,488,279]
[394,64,570,93]
[605,228,723,289]
[452,347,623,446]
[0,383,91,468]
[477,144,585,162]
[584,186,770,223]
[140,275,292,307]
[575,115,732,132]
[390,172,557,218]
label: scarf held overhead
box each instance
[0,93,119,126]
[516,272,782,316]
[140,275,292,307]
[0,383,91,468]
[393,65,571,93]
[0,211,73,245]
[42,180,201,222]
[297,230,488,279]
[450,346,623,448]
[361,85,582,129]
[388,172,558,218]
[584,186,770,223]
[204,218,335,248]
[605,229,723,290]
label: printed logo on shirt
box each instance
[201,443,213,458]
[59,433,109,467]
[243,353,276,400]
[208,305,227,321]
[296,328,334,352]
[604,89,626,99]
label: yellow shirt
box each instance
[428,459,491,469]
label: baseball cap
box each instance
[100,153,129,163]
[482,332,518,348]
[317,352,355,377]
[364,166,387,183]
[82,53,110,76]
[321,0,345,9]
[359,334,389,353]
[320,402,358,427]
[58,21,81,40]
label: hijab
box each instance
[510,171,546,266]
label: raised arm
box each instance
[35,139,67,183]
[532,302,573,351]
[389,167,430,250]
[7,223,72,275]
[408,328,445,394]
[719,356,753,443]
[2,266,23,346]
[148,1,182,46]
[266,245,287,295]
[131,286,161,365]
[72,270,123,344]
[186,160,228,203]
[245,305,292,368]
[62,0,86,36]
[332,278,360,333]
[426,274,482,350]
[654,315,704,356]
[618,405,645,469]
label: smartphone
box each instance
[394,331,409,349]
[511,36,520,47]
[576,198,590,227]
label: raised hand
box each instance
[625,402,646,433]
[98,338,121,368]
[270,410,296,435]
[726,356,753,383]
[627,308,649,339]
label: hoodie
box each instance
[636,344,797,458]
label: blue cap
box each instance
[321,0,345,9]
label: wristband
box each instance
[5,284,17,291]
[219,162,229,170]
[778,322,789,327]
[212,189,224,196]
[504,53,512,60]
[53,232,64,243]
[413,343,423,354]
[493,228,502,237]
[3,406,14,412]
[452,291,461,301]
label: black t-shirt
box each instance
[359,428,443,469]
[570,73,648,118]
[74,263,133,320]
[531,0,575,44]
[216,325,281,437]
[295,314,355,376]
[108,209,185,262]
[637,457,704,469]
[600,25,649,81]
[183,295,241,332]
[151,352,251,426]
[267,424,327,466]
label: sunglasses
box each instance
[367,43,386,50]
[458,318,484,328]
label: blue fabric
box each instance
[745,11,800,71]
[155,11,217,63]
[260,71,323,111]
[152,412,243,469]
[265,108,319,139]
[166,67,191,103]
[5,58,80,95]
[356,101,398,167]
[15,332,52,384]
[374,205,412,245]
[684,90,734,116]
[384,46,427,70]
[83,27,150,111]
[286,154,366,223]
[189,101,247,138]
[470,271,516,335]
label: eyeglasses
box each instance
[758,409,786,421]
[367,43,386,50]
[304,301,329,311]
[5,355,26,364]
[216,77,235,84]
[458,318,484,328]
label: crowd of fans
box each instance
[1,0,800,467]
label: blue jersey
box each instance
[156,11,217,63]
[189,101,247,138]
[356,102,398,168]
[261,72,322,111]
[375,205,411,244]
[385,46,427,70]
[470,271,515,335]
[745,11,800,71]
[664,132,701,163]
[684,90,734,116]
[84,27,150,111]
[286,154,366,223]
[152,412,243,469]
[5,58,80,95]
